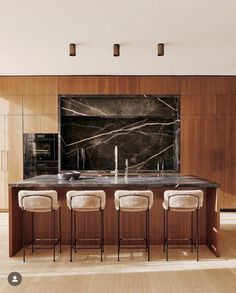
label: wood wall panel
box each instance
[231,95,236,115]
[23,115,41,133]
[0,78,10,94]
[58,76,100,94]
[230,118,236,206]
[40,115,58,133]
[215,117,233,208]
[181,94,216,115]
[139,76,180,94]
[0,95,23,115]
[216,94,236,116]
[180,115,217,181]
[22,76,58,94]
[97,76,140,94]
[216,95,232,116]
[182,76,213,94]
[23,94,58,115]
[215,77,232,94]
[231,77,236,94]
[181,77,231,95]
[0,77,22,94]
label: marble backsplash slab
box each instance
[59,95,180,171]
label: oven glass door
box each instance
[31,142,53,160]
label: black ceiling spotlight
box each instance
[113,44,120,57]
[69,43,76,56]
[157,43,164,56]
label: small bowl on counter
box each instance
[57,171,81,180]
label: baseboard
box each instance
[220,208,236,212]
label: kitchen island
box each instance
[8,174,220,257]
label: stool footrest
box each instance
[24,238,61,250]
[119,245,147,249]
[121,238,146,241]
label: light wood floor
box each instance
[0,212,236,293]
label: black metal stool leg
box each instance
[53,210,56,262]
[118,210,120,261]
[70,209,73,262]
[102,210,105,253]
[196,209,199,261]
[100,209,103,262]
[166,210,169,261]
[23,210,26,262]
[145,210,148,252]
[32,212,34,253]
[191,211,193,252]
[74,211,77,253]
[163,209,166,252]
[147,209,150,261]
[59,207,62,252]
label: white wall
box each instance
[0,0,235,75]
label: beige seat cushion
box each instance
[18,190,59,212]
[114,190,153,212]
[163,190,204,211]
[66,190,106,211]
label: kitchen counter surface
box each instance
[9,174,220,188]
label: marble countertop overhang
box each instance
[9,174,220,189]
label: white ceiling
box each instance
[0,0,235,75]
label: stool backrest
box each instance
[18,190,58,212]
[164,190,204,210]
[115,190,153,211]
[66,190,106,211]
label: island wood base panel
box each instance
[9,187,220,257]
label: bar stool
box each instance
[18,190,62,262]
[163,189,204,261]
[66,190,106,262]
[114,190,153,261]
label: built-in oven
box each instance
[23,134,58,179]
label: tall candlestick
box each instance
[115,145,118,177]
[125,158,128,179]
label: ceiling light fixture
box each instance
[69,43,76,56]
[157,43,164,56]
[113,44,120,57]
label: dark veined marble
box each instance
[59,95,180,171]
[9,174,220,188]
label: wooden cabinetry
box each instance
[0,95,23,115]
[23,94,58,133]
[0,115,23,210]
[0,115,6,210]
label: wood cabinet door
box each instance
[0,95,22,115]
[0,115,6,209]
[23,94,58,115]
[5,115,23,183]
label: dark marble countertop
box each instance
[9,174,220,188]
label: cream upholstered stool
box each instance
[114,190,154,261]
[163,189,204,261]
[66,190,106,262]
[18,190,61,262]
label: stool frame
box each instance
[21,194,62,262]
[117,194,150,261]
[163,193,200,261]
[69,194,104,262]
